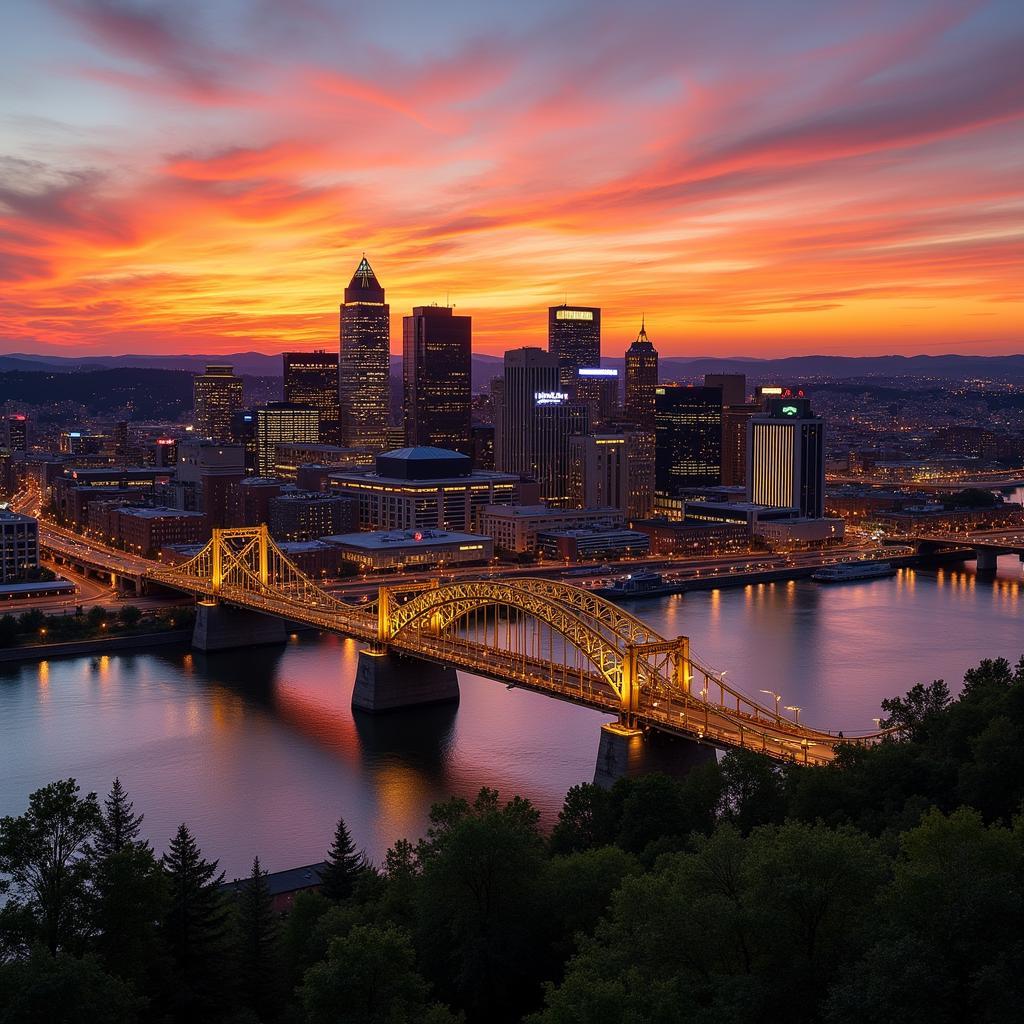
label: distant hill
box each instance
[4,350,1024,388]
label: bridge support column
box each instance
[594,723,717,789]
[975,548,999,572]
[352,648,460,713]
[191,600,287,652]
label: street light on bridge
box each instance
[760,689,782,723]
[785,704,802,726]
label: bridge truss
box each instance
[150,526,887,765]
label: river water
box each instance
[3,558,1024,878]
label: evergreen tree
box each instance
[161,823,230,1022]
[235,856,283,1021]
[320,817,366,902]
[92,777,147,860]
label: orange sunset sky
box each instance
[0,0,1021,358]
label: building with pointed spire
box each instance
[624,320,659,432]
[339,256,390,448]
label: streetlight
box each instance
[760,689,782,722]
[785,704,802,726]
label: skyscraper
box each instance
[535,399,590,507]
[284,350,341,444]
[3,415,27,451]
[495,347,560,477]
[193,365,243,442]
[403,305,472,456]
[568,432,655,518]
[548,304,600,389]
[574,368,619,429]
[747,397,825,518]
[339,257,390,448]
[654,384,722,495]
[624,322,659,432]
[255,403,319,477]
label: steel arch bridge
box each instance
[149,526,887,765]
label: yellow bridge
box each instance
[150,526,887,767]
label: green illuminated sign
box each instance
[781,405,798,416]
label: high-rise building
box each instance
[284,351,341,444]
[0,510,38,582]
[495,347,561,477]
[535,400,590,507]
[255,403,319,477]
[704,373,746,406]
[568,432,655,519]
[574,368,619,429]
[721,405,757,487]
[624,322,659,431]
[747,397,825,518]
[548,304,601,389]
[3,415,28,451]
[230,410,259,476]
[339,257,390,448]
[174,437,246,529]
[654,385,722,495]
[403,305,472,456]
[193,365,243,442]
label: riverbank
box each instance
[0,630,192,664]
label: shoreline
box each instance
[0,630,192,664]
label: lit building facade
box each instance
[548,304,601,389]
[624,323,659,431]
[568,432,655,519]
[403,306,472,456]
[339,257,390,448]
[283,351,341,444]
[574,368,619,429]
[255,404,319,477]
[193,365,243,442]
[329,447,517,532]
[476,505,624,554]
[4,415,28,451]
[0,511,39,582]
[267,491,357,542]
[654,384,722,495]
[747,397,826,518]
[326,528,493,571]
[495,347,560,478]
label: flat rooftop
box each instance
[324,529,489,550]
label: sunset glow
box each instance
[1,0,1022,357]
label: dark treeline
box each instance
[3,656,1024,1023]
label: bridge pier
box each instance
[594,723,717,788]
[975,548,999,572]
[352,647,460,713]
[191,600,287,652]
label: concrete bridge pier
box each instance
[975,548,1000,572]
[352,647,460,713]
[191,600,287,652]
[594,723,717,788]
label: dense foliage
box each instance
[0,605,192,647]
[2,655,1024,1022]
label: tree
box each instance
[0,950,141,1024]
[234,856,284,1021]
[548,784,617,855]
[417,788,547,1021]
[0,778,100,954]
[85,606,107,628]
[0,613,18,645]
[879,679,951,741]
[300,922,456,1024]
[717,748,786,833]
[119,605,142,629]
[320,816,366,902]
[17,608,45,634]
[92,777,146,861]
[160,823,231,1022]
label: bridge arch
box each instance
[381,580,634,702]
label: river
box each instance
[3,557,1023,878]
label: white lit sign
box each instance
[578,368,617,377]
[555,310,594,321]
[535,391,569,405]
[761,386,783,395]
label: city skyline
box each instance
[1,1,1021,359]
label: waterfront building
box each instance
[0,510,39,582]
[631,518,750,557]
[536,527,650,562]
[623,322,659,431]
[568,432,655,519]
[403,306,472,456]
[267,491,358,542]
[654,384,723,495]
[193,365,243,443]
[255,403,319,477]
[548,304,601,389]
[329,447,518,532]
[339,257,390,448]
[747,397,826,518]
[283,351,341,444]
[476,504,624,554]
[325,528,493,571]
